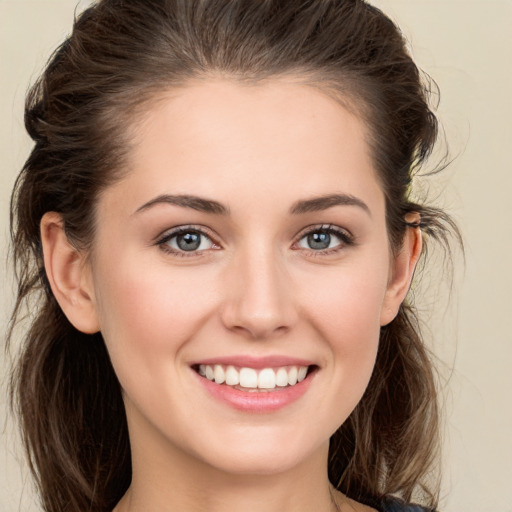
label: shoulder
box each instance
[376,496,434,512]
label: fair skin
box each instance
[41,79,421,512]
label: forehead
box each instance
[101,78,384,219]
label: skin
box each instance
[41,79,421,512]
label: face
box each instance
[82,79,411,477]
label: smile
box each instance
[191,357,318,412]
[196,364,310,391]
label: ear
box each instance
[380,213,423,326]
[41,212,100,334]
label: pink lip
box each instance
[191,365,317,413]
[190,355,315,369]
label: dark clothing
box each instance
[375,497,433,512]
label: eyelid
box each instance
[293,223,354,240]
[154,224,217,243]
[292,223,355,252]
[154,224,222,256]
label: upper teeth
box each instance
[198,364,309,389]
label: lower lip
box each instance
[193,370,315,413]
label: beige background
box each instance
[1,1,511,511]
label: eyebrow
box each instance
[134,192,370,217]
[134,194,229,215]
[289,194,371,216]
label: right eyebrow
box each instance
[133,194,230,216]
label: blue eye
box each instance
[304,232,334,250]
[157,228,217,254]
[296,226,353,252]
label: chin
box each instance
[185,423,330,478]
[204,447,318,477]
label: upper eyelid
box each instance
[155,224,218,244]
[155,226,220,258]
[293,223,354,240]
[292,225,356,254]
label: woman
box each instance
[7,1,458,511]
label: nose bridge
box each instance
[221,241,297,338]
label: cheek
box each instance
[320,281,383,367]
[305,262,388,346]
[300,257,389,402]
[91,253,218,373]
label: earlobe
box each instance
[41,212,100,334]
[380,214,423,326]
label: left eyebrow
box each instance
[289,193,371,217]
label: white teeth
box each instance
[225,365,239,385]
[288,366,298,386]
[198,364,310,390]
[205,365,214,380]
[276,367,289,387]
[213,365,225,384]
[239,368,258,388]
[258,368,276,389]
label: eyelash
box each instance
[155,224,355,258]
[155,225,219,258]
[293,224,356,255]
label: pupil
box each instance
[308,232,330,250]
[177,232,201,251]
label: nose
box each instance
[220,245,298,340]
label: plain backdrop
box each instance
[1,1,511,511]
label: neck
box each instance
[115,432,345,512]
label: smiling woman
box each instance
[7,2,459,512]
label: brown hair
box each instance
[8,1,459,511]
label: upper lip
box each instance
[190,355,315,369]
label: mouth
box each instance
[192,363,318,392]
